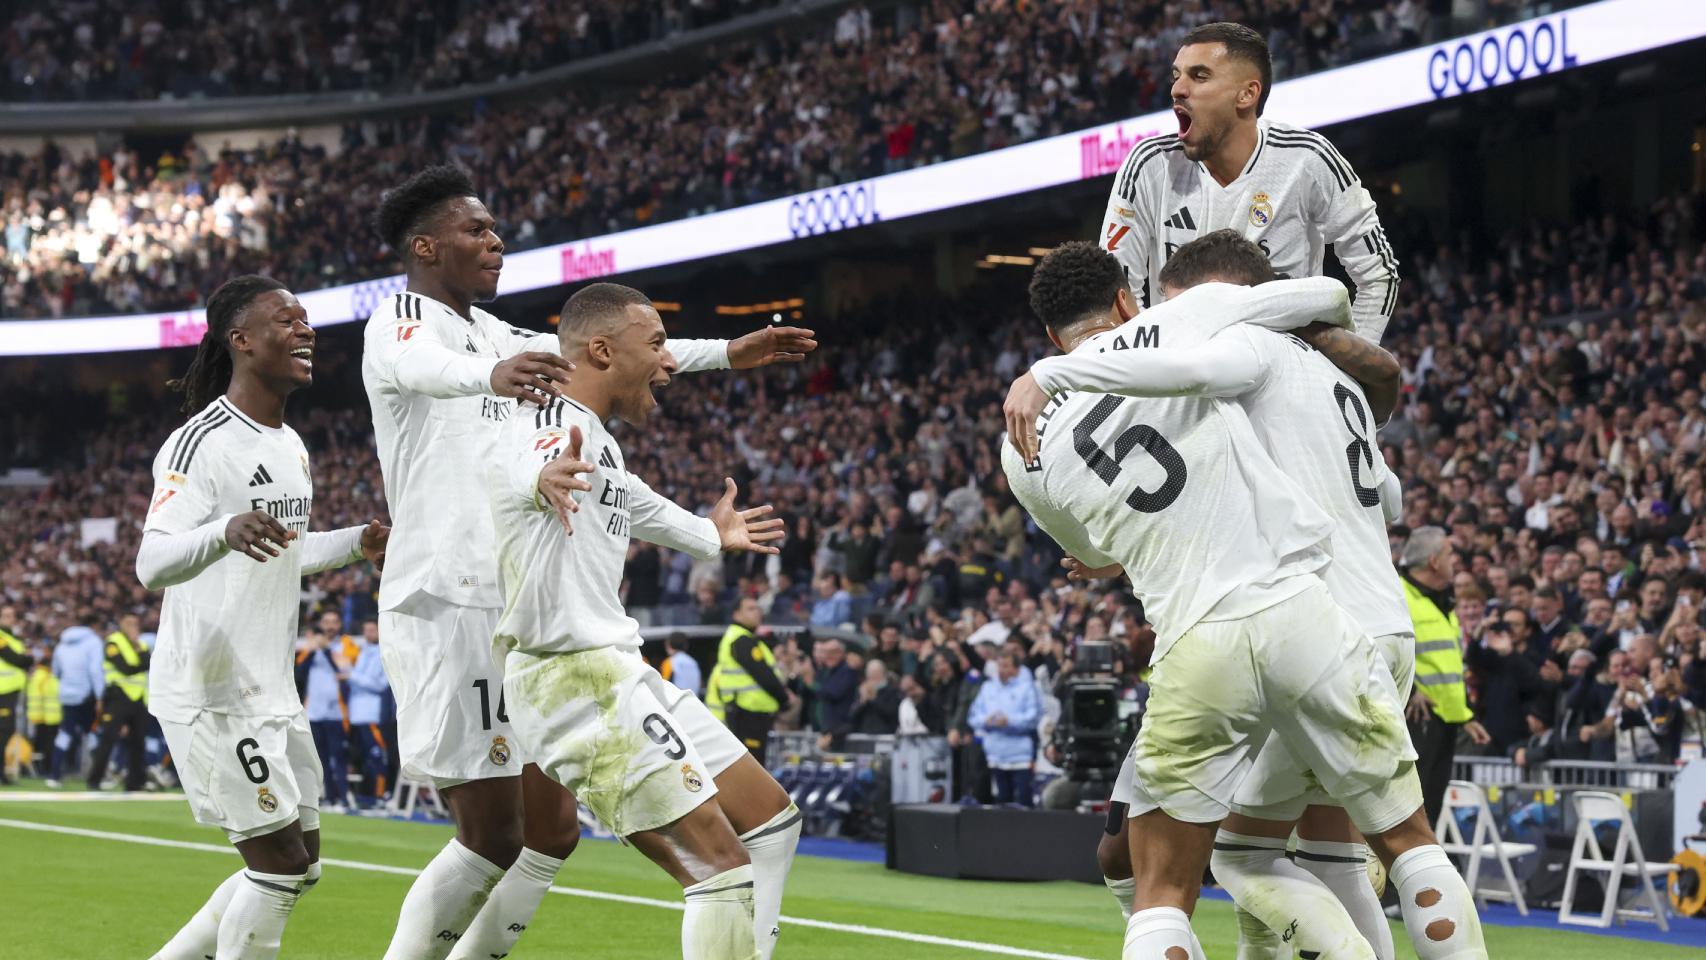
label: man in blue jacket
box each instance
[967,651,1041,807]
[46,614,106,787]
[348,631,393,808]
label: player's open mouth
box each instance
[290,346,313,369]
[1174,107,1192,138]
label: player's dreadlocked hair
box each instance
[1181,22,1273,115]
[1157,229,1276,292]
[374,164,480,255]
[167,275,288,414]
[1028,241,1127,333]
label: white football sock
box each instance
[151,869,244,960]
[1122,906,1196,960]
[1104,875,1136,921]
[447,846,565,960]
[1210,830,1374,959]
[1233,904,1285,960]
[681,864,759,960]
[216,870,305,960]
[1390,845,1488,959]
[738,803,801,960]
[1297,838,1394,960]
[303,860,322,896]
[382,839,507,960]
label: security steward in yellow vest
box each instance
[86,613,151,792]
[27,649,61,779]
[0,605,31,785]
[709,597,791,765]
[1398,527,1491,827]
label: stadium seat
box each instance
[387,775,448,821]
[1434,780,1539,915]
[1558,791,1678,931]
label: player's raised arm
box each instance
[368,307,571,406]
[707,478,785,555]
[1223,276,1352,334]
[1310,147,1399,343]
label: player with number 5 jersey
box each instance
[138,277,387,960]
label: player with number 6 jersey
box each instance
[137,277,387,960]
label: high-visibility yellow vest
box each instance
[709,624,779,721]
[27,666,61,725]
[103,632,147,703]
[1403,579,1472,724]
[0,629,24,696]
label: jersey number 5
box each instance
[1333,384,1381,507]
[1073,396,1187,512]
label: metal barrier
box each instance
[1450,757,1679,791]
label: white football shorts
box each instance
[159,709,322,842]
[504,645,720,837]
[381,591,524,788]
[1123,581,1421,835]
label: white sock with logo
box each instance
[1209,830,1374,960]
[738,803,801,960]
[151,869,245,960]
[1390,845,1488,959]
[681,864,759,960]
[1296,838,1395,960]
[447,846,566,960]
[1232,904,1285,960]
[216,870,306,960]
[1121,906,1196,960]
[382,839,507,960]
[1104,875,1136,921]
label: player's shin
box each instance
[737,802,801,960]
[446,847,567,960]
[150,869,245,960]
[216,870,307,960]
[382,839,507,960]
[1389,845,1488,960]
[681,864,760,960]
[1296,838,1395,960]
[1209,830,1376,959]
[1233,904,1286,960]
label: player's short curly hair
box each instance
[561,282,654,338]
[1028,241,1126,332]
[1181,22,1272,115]
[1157,229,1275,292]
[374,164,480,254]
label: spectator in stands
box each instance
[897,674,936,735]
[46,613,104,787]
[809,575,853,628]
[832,660,902,742]
[967,651,1040,807]
[300,630,351,811]
[1510,701,1559,772]
[809,638,859,739]
[347,627,391,808]
[1467,609,1546,754]
[664,633,702,696]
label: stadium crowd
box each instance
[3,186,1704,803]
[0,0,1536,319]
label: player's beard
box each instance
[1181,118,1221,162]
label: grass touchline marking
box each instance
[0,817,1094,960]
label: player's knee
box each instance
[526,812,581,861]
[1097,831,1132,881]
[459,817,525,869]
[1366,806,1433,865]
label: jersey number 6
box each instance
[236,738,270,784]
[1073,396,1188,512]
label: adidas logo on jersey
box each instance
[598,447,617,469]
[1164,207,1197,230]
[248,464,274,487]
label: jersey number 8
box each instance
[1332,384,1381,507]
[1073,396,1188,512]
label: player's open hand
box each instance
[538,426,595,536]
[359,519,390,571]
[727,326,818,369]
[225,510,297,562]
[711,478,785,554]
[1004,371,1048,464]
[1061,556,1123,582]
[492,352,573,407]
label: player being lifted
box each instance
[1001,244,1486,960]
[1006,234,1488,960]
[1106,22,1399,343]
[363,166,811,960]
[138,277,387,960]
[490,282,786,958]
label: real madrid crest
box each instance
[681,763,704,793]
[489,736,511,766]
[1249,192,1273,228]
[257,787,279,813]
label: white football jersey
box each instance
[1029,281,1411,638]
[489,397,722,656]
[362,291,729,611]
[143,399,333,721]
[1001,356,1333,663]
[1103,119,1398,342]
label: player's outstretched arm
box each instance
[301,519,389,574]
[1294,323,1401,424]
[136,510,296,589]
[371,312,571,406]
[723,326,819,370]
[709,478,785,554]
[1228,276,1352,333]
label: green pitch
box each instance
[0,796,1692,959]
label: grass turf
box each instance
[0,795,1695,958]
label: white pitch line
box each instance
[0,791,184,802]
[0,817,1094,960]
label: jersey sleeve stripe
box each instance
[166,407,218,469]
[1272,129,1357,187]
[171,412,231,473]
[1266,136,1349,191]
[1116,135,1181,204]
